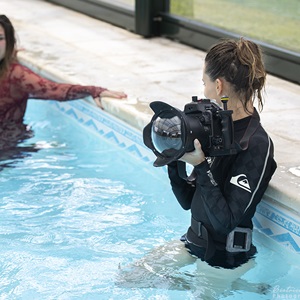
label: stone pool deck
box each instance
[2,0,300,229]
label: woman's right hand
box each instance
[94,90,127,109]
[179,139,206,166]
[100,90,127,99]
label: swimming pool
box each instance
[0,99,299,299]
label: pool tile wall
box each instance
[50,100,156,166]
[51,99,300,254]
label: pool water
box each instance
[0,100,299,300]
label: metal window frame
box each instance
[44,0,300,84]
[44,0,135,31]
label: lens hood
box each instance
[143,101,189,167]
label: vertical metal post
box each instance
[135,0,169,37]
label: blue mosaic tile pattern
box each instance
[50,100,156,165]
[51,99,300,254]
[254,201,300,253]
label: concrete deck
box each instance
[1,0,300,214]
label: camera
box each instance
[143,96,237,167]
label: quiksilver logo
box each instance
[230,174,251,193]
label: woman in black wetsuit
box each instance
[119,38,276,297]
[168,37,277,268]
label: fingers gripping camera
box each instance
[143,96,237,167]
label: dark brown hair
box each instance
[0,15,17,79]
[205,37,266,112]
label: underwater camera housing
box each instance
[143,96,237,167]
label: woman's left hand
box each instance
[94,90,127,109]
[179,139,206,166]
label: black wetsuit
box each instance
[168,109,277,268]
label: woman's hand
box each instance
[179,139,206,166]
[100,90,127,99]
[94,90,127,109]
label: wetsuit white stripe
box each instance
[244,135,271,213]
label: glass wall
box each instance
[44,0,300,83]
[94,0,134,9]
[170,0,300,53]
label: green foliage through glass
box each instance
[170,0,300,53]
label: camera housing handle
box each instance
[219,110,235,153]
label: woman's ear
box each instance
[215,78,223,96]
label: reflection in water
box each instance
[0,122,39,170]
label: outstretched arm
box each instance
[12,63,126,102]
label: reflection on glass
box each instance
[94,0,134,9]
[152,115,182,156]
[170,0,300,53]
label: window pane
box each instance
[93,0,134,9]
[170,0,300,53]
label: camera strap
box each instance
[189,217,216,261]
[238,109,260,151]
[177,160,196,182]
[177,161,187,179]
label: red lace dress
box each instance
[0,63,107,149]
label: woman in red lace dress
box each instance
[0,15,127,150]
